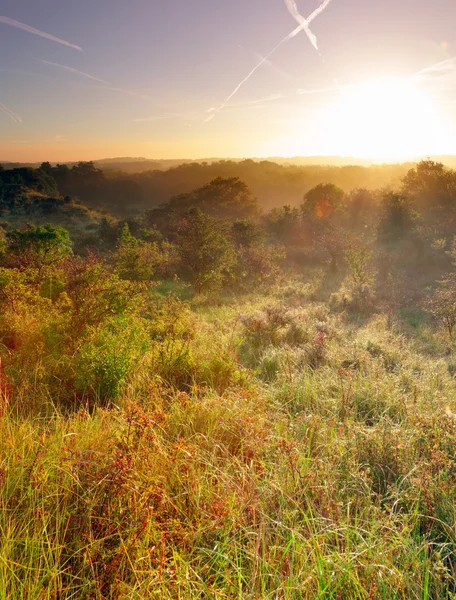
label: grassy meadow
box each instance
[0,160,456,598]
[1,272,456,599]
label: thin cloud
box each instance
[38,59,110,85]
[0,101,22,123]
[206,93,285,114]
[297,84,348,95]
[0,16,82,51]
[133,112,180,123]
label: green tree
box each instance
[344,188,378,229]
[265,206,302,244]
[114,223,173,282]
[301,183,345,224]
[5,224,72,273]
[232,219,264,248]
[402,160,456,214]
[378,192,413,241]
[148,177,261,232]
[176,208,236,292]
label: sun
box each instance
[260,77,451,160]
[323,78,448,159]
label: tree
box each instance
[98,218,119,251]
[378,192,413,241]
[402,160,456,214]
[148,177,261,232]
[344,188,378,229]
[301,184,345,224]
[40,162,53,176]
[0,167,58,197]
[232,219,264,248]
[265,206,302,245]
[175,208,236,292]
[5,224,72,274]
[113,223,173,282]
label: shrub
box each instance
[240,304,293,349]
[235,244,285,287]
[4,224,72,275]
[74,315,150,403]
[114,223,176,282]
[146,294,196,388]
[424,274,456,340]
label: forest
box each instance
[1,157,456,598]
[0,158,411,216]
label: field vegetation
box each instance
[0,159,456,598]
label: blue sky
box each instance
[1,0,456,160]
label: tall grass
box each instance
[1,278,456,598]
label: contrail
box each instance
[0,101,22,123]
[206,0,334,122]
[410,57,456,81]
[297,84,343,95]
[39,59,110,85]
[206,93,285,114]
[284,0,333,51]
[106,86,152,101]
[0,16,82,51]
[38,61,151,100]
[204,35,296,121]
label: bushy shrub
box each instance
[240,304,293,349]
[114,223,177,281]
[74,315,150,402]
[424,274,456,340]
[4,224,72,275]
[235,244,285,287]
[146,294,196,387]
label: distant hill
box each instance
[0,191,110,250]
[3,156,456,219]
[4,155,456,173]
[0,166,114,248]
[0,159,414,217]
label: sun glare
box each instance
[263,78,451,161]
[324,78,449,160]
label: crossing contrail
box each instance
[206,0,334,122]
[284,0,333,51]
[0,16,82,51]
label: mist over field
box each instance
[1,155,456,597]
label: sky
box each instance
[1,0,456,162]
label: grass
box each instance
[1,274,456,598]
